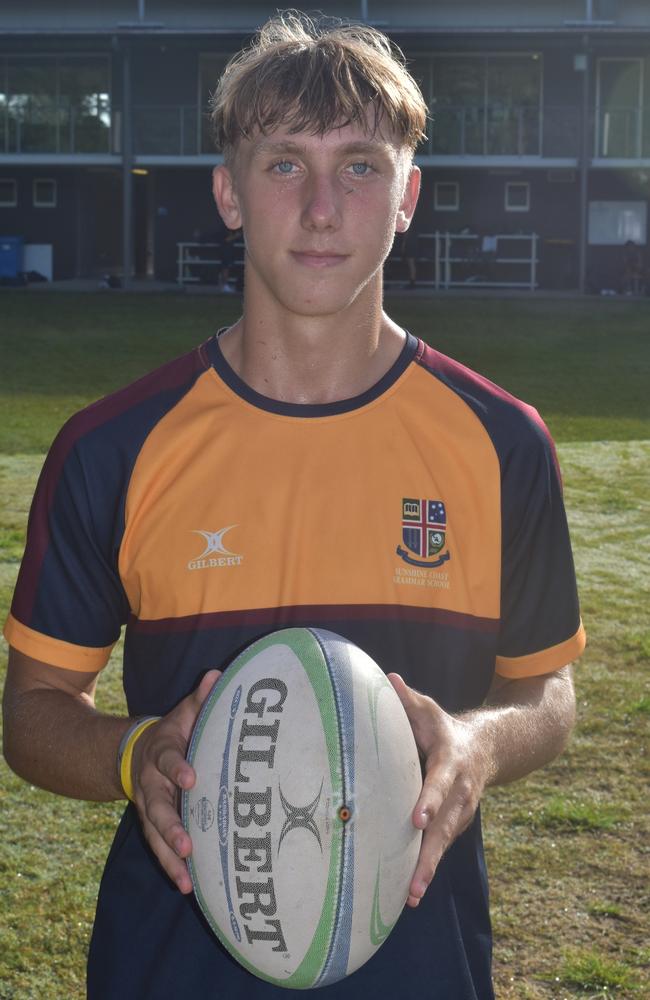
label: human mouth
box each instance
[290,251,349,268]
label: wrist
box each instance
[117,716,161,801]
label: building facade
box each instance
[1,0,650,290]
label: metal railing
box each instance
[426,104,583,158]
[595,104,645,158]
[1,99,112,154]
[2,101,648,161]
[132,105,201,156]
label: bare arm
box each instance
[2,647,219,892]
[389,665,576,908]
[2,648,126,800]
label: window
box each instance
[0,179,17,206]
[596,58,643,158]
[434,181,459,211]
[199,54,231,155]
[588,201,647,244]
[505,182,530,212]
[431,54,542,157]
[2,56,111,154]
[33,178,56,207]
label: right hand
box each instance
[130,670,221,893]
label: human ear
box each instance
[395,164,421,234]
[212,164,242,230]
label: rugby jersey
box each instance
[4,331,585,999]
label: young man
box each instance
[2,12,585,999]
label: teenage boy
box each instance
[2,12,585,999]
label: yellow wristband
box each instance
[118,717,160,802]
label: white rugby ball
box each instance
[182,627,422,989]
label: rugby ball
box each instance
[182,627,422,989]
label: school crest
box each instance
[396,498,451,568]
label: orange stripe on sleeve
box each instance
[495,621,586,679]
[3,613,115,672]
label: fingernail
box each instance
[413,875,431,898]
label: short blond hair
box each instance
[210,10,428,163]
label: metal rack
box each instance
[176,241,245,285]
[414,232,539,290]
[176,242,221,284]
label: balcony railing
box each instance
[1,99,112,154]
[131,103,585,159]
[596,105,644,158]
[2,101,648,161]
[426,104,582,158]
[132,105,202,156]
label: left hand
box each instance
[388,673,489,908]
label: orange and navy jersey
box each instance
[4,332,585,999]
[5,331,584,718]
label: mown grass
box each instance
[1,292,649,452]
[1,292,648,999]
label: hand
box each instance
[129,670,221,894]
[388,673,488,908]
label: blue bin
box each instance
[0,236,24,279]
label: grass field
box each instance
[1,291,649,999]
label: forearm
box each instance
[461,666,576,788]
[3,684,129,802]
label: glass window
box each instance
[3,56,110,154]
[597,59,642,158]
[0,179,17,206]
[505,181,530,212]
[58,59,111,153]
[432,57,486,155]
[33,178,57,207]
[199,54,232,155]
[434,181,459,210]
[486,56,541,155]
[7,60,58,153]
[407,57,433,154]
[432,54,541,156]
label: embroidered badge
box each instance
[396,498,451,568]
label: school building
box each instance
[1,0,650,291]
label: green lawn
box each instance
[1,291,648,999]
[1,292,649,452]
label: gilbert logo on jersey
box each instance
[187,527,244,571]
[397,499,451,569]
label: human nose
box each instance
[301,172,342,231]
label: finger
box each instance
[153,741,197,790]
[144,669,223,789]
[387,672,412,708]
[140,814,194,893]
[174,669,222,735]
[139,772,193,860]
[388,672,444,752]
[409,777,479,903]
[413,759,456,828]
[195,668,222,705]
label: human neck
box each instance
[218,281,406,405]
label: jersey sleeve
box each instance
[3,425,130,672]
[495,413,585,678]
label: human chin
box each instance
[281,268,380,318]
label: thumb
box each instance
[388,672,425,722]
[176,669,222,736]
[388,672,443,757]
[195,669,221,706]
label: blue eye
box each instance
[276,161,294,174]
[350,162,371,175]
